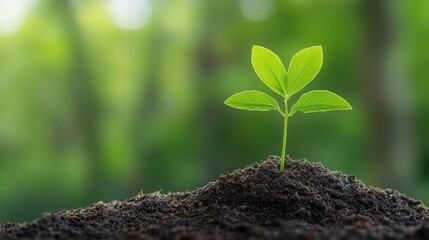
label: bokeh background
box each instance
[1,0,428,223]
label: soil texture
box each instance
[1,156,429,239]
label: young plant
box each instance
[225,45,352,171]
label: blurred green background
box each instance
[1,0,428,222]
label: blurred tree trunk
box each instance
[360,0,417,193]
[56,1,102,201]
[135,0,201,192]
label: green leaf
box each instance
[290,90,352,116]
[287,46,323,96]
[251,45,287,96]
[225,90,281,112]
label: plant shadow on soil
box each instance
[1,156,429,239]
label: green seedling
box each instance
[225,45,352,171]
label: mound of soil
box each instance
[1,156,429,239]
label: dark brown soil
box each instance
[1,156,429,239]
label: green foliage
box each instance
[290,90,352,116]
[225,90,282,113]
[251,46,287,96]
[225,45,352,171]
[287,46,323,96]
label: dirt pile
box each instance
[1,156,429,239]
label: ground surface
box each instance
[1,156,429,239]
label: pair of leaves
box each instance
[225,45,352,116]
[251,45,322,97]
[225,89,351,115]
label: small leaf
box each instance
[287,46,323,96]
[290,90,352,116]
[251,45,287,96]
[225,90,281,112]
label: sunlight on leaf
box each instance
[287,46,323,96]
[251,45,287,96]
[225,90,281,112]
[290,90,352,116]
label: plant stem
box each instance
[280,98,288,171]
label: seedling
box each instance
[225,45,352,171]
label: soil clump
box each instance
[1,156,429,239]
